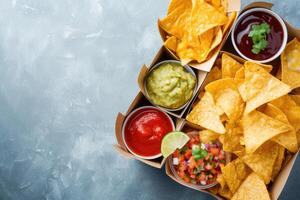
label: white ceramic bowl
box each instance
[122,106,175,160]
[144,60,198,111]
[231,7,288,63]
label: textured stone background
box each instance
[0,0,299,199]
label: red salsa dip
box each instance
[171,134,225,186]
[233,10,284,61]
[123,107,174,158]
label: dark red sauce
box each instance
[124,107,173,157]
[234,10,284,60]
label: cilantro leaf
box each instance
[248,22,270,54]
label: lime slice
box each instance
[161,131,190,158]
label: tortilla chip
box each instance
[221,54,243,78]
[271,146,285,181]
[190,0,228,36]
[164,36,177,52]
[218,185,233,200]
[281,38,300,89]
[217,174,226,190]
[199,129,220,143]
[271,95,300,132]
[221,158,251,194]
[290,95,300,105]
[222,11,236,36]
[167,0,191,14]
[261,104,298,153]
[231,173,271,200]
[238,61,291,114]
[242,141,279,184]
[223,123,244,153]
[242,110,291,154]
[206,66,222,84]
[159,3,191,38]
[187,92,225,133]
[205,78,245,120]
[209,27,223,53]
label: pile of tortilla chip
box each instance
[186,40,300,199]
[159,0,237,65]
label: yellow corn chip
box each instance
[206,66,222,84]
[271,95,300,132]
[242,110,291,154]
[159,3,191,38]
[222,158,251,193]
[281,38,300,89]
[271,146,285,181]
[231,173,270,200]
[199,129,220,143]
[205,78,244,120]
[221,54,243,78]
[223,123,244,153]
[261,104,298,153]
[242,141,279,184]
[190,0,228,36]
[290,94,300,105]
[164,36,177,52]
[238,61,291,114]
[187,92,225,134]
[167,0,191,14]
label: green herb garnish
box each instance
[248,22,270,54]
[192,145,208,160]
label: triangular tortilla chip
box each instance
[221,158,251,194]
[159,3,191,38]
[242,141,279,184]
[238,61,291,114]
[231,173,271,200]
[190,0,228,36]
[281,38,300,89]
[167,0,191,14]
[222,122,244,153]
[271,95,300,132]
[187,92,225,133]
[205,78,245,120]
[271,146,285,181]
[261,104,298,153]
[242,110,291,154]
[221,54,243,78]
[164,36,177,52]
[206,66,222,84]
[290,94,300,105]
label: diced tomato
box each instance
[184,150,192,159]
[190,174,196,179]
[183,176,190,183]
[199,172,206,181]
[173,149,179,157]
[205,163,212,170]
[219,163,225,168]
[178,171,185,178]
[210,147,220,156]
[205,155,210,160]
[196,159,204,166]
[211,169,217,174]
[188,157,197,169]
[219,152,224,160]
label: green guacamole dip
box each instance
[146,62,196,109]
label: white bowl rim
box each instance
[231,7,288,64]
[144,60,198,111]
[121,106,175,160]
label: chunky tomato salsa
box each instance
[124,107,173,158]
[172,134,225,185]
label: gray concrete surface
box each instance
[0,0,299,199]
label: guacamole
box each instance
[146,62,196,109]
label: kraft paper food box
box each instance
[114,1,300,199]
